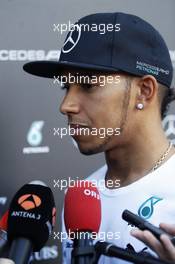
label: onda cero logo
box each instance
[18,194,42,211]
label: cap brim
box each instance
[23,60,119,78]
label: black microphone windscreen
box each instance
[7,184,56,251]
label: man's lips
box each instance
[68,123,91,137]
[68,123,90,129]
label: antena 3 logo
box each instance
[11,194,42,220]
[18,194,41,210]
[23,121,50,154]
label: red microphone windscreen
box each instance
[0,211,9,231]
[64,181,101,235]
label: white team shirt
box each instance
[62,154,175,263]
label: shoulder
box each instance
[159,152,175,178]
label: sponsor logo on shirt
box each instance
[138,196,163,219]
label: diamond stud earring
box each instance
[136,103,144,110]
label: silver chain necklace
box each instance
[152,142,173,172]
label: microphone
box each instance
[7,181,56,264]
[122,210,175,246]
[64,181,101,264]
[95,241,173,264]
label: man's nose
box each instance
[59,85,81,115]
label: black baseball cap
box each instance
[23,12,173,87]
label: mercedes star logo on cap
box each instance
[62,24,81,54]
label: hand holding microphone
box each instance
[122,210,175,245]
[123,210,175,262]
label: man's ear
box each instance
[136,75,158,103]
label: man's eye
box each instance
[82,83,98,89]
[82,83,93,89]
[60,83,98,91]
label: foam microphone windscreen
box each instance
[64,181,101,236]
[7,184,56,251]
[0,211,8,231]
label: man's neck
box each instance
[105,130,174,189]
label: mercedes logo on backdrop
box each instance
[162,114,175,144]
[62,24,81,53]
[23,120,50,154]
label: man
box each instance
[23,12,175,263]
